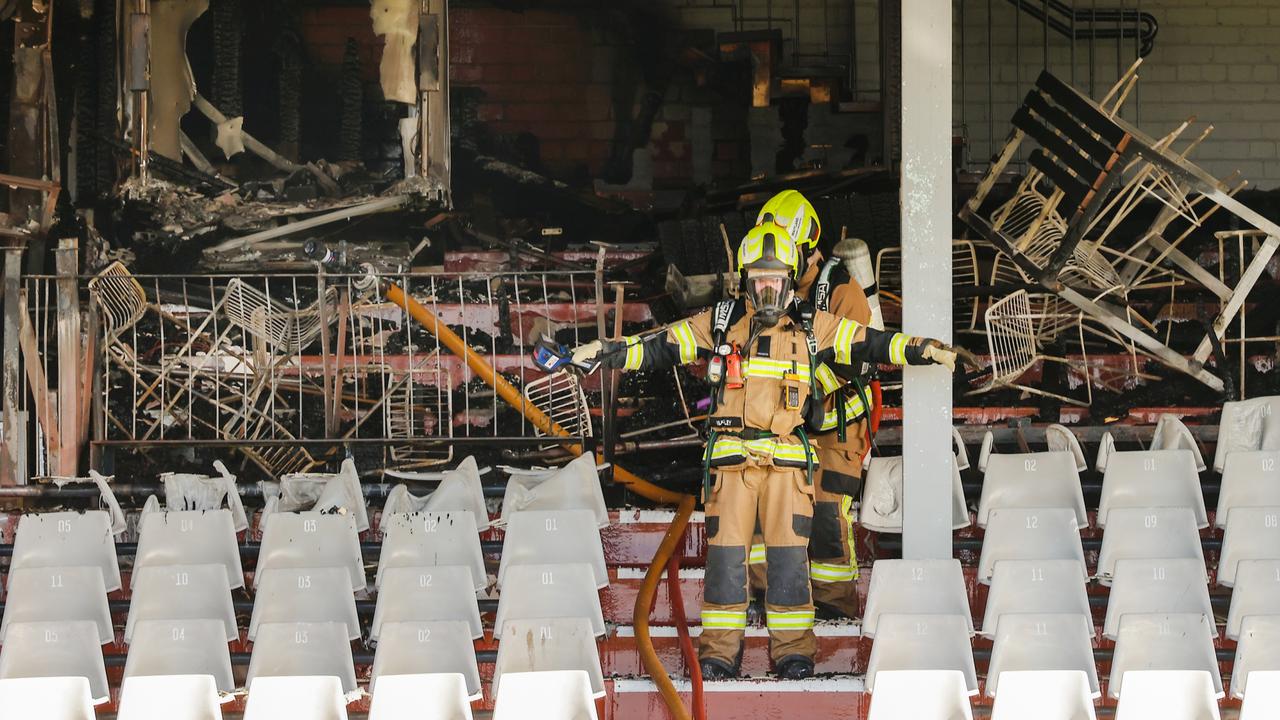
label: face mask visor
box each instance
[746,271,793,326]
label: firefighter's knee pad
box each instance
[810,501,846,559]
[764,546,811,607]
[819,466,862,497]
[705,545,749,606]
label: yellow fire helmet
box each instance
[756,190,821,249]
[736,224,800,277]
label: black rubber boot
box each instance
[699,656,738,681]
[814,599,852,621]
[775,654,815,680]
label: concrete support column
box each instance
[900,0,954,560]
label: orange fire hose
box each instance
[386,281,696,719]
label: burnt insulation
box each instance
[338,37,363,162]
[211,0,243,117]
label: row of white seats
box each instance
[0,670,601,720]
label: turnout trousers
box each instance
[808,441,863,617]
[700,465,816,666]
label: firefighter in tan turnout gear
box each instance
[572,225,970,681]
[758,190,881,619]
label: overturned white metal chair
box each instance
[245,621,358,697]
[1096,507,1206,585]
[242,675,350,720]
[123,618,235,694]
[249,567,361,641]
[0,620,109,703]
[1114,670,1222,720]
[496,509,608,589]
[977,507,1087,584]
[117,674,225,720]
[1108,614,1222,700]
[371,566,484,642]
[865,614,978,695]
[494,563,605,637]
[862,559,973,638]
[0,566,113,644]
[376,510,486,592]
[125,564,238,643]
[0,676,98,720]
[498,453,609,529]
[493,617,605,701]
[255,511,364,592]
[368,672,475,720]
[370,620,482,700]
[990,670,1097,720]
[970,289,1091,407]
[986,614,1099,698]
[1216,450,1280,529]
[491,670,599,720]
[980,561,1093,638]
[867,670,974,720]
[1218,506,1280,587]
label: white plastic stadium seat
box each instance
[1216,450,1280,528]
[383,456,491,531]
[117,674,224,720]
[1213,396,1280,473]
[862,559,973,638]
[368,673,474,720]
[156,460,248,532]
[496,509,608,589]
[242,675,350,720]
[1149,415,1207,471]
[865,614,978,695]
[493,617,605,699]
[1231,615,1280,699]
[1240,670,1280,720]
[860,454,969,532]
[1108,614,1222,699]
[1218,506,1280,587]
[0,566,112,644]
[125,564,238,642]
[0,620,109,703]
[0,676,97,720]
[867,670,974,720]
[133,509,245,589]
[273,458,370,533]
[990,670,1097,720]
[1096,444,1207,528]
[1114,670,1221,720]
[1103,559,1214,640]
[986,614,1098,698]
[372,566,484,641]
[123,618,235,693]
[370,620,482,699]
[980,563,1092,639]
[245,621,358,696]
[375,510,486,592]
[491,670,599,720]
[255,511,364,592]
[1096,507,1206,585]
[494,563,605,637]
[977,447,1088,528]
[11,510,122,592]
[499,453,609,528]
[249,567,360,641]
[1226,560,1280,640]
[977,507,1087,584]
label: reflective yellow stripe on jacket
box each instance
[670,321,698,364]
[818,391,868,432]
[741,358,811,381]
[621,336,644,370]
[833,318,860,365]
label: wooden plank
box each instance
[1035,70,1127,146]
[1012,106,1103,181]
[1028,150,1088,208]
[54,239,80,478]
[1024,90,1113,160]
[1192,234,1280,363]
[1,250,23,485]
[17,291,60,463]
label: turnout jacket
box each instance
[601,300,932,470]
